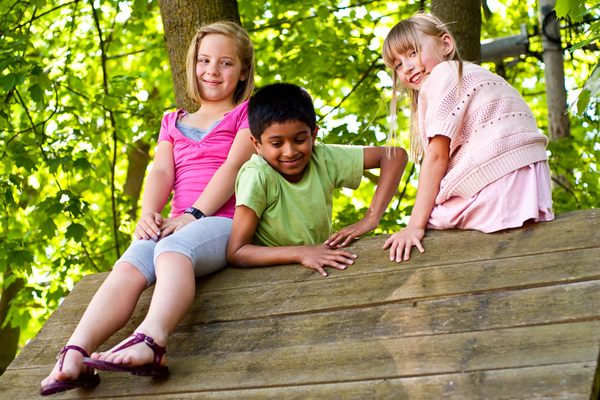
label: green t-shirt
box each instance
[235,142,364,247]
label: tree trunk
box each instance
[431,0,482,63]
[0,269,24,376]
[538,0,570,142]
[158,0,241,113]
[123,140,151,221]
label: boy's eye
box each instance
[295,137,307,143]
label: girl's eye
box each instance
[395,62,402,70]
[410,50,417,57]
[222,61,232,66]
[198,58,209,64]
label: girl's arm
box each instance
[325,146,408,248]
[227,205,357,277]
[383,135,450,262]
[159,128,256,236]
[135,140,175,240]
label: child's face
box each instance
[251,120,318,183]
[196,34,247,104]
[391,30,453,91]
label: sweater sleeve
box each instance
[419,62,464,150]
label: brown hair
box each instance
[186,21,255,106]
[382,13,462,162]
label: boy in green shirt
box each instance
[227,83,407,276]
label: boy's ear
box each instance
[250,135,261,153]
[311,126,319,143]
[441,34,454,57]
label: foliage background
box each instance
[0,0,598,367]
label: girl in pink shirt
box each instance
[41,21,256,395]
[381,14,554,263]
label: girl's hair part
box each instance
[382,13,463,162]
[186,21,255,106]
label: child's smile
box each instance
[251,120,318,183]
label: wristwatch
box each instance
[184,207,205,219]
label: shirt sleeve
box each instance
[235,161,270,219]
[322,144,364,190]
[158,112,177,144]
[419,62,462,143]
[235,101,250,132]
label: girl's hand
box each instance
[299,245,357,277]
[324,218,378,249]
[158,213,196,238]
[135,212,163,241]
[382,226,425,262]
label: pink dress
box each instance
[427,161,554,233]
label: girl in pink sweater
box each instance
[381,14,554,262]
[41,22,256,395]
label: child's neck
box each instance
[185,98,235,129]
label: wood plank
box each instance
[196,208,600,291]
[4,321,600,397]
[46,246,600,325]
[0,362,594,399]
[48,209,600,302]
[13,279,600,370]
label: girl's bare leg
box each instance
[41,262,147,386]
[90,252,195,367]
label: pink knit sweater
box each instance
[418,61,549,204]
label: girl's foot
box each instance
[40,345,100,396]
[90,332,167,368]
[41,346,88,386]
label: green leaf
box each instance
[582,63,600,97]
[577,89,591,114]
[66,223,86,242]
[39,218,57,237]
[6,249,34,266]
[15,155,36,172]
[28,84,45,105]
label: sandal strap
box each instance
[56,345,90,372]
[112,333,166,366]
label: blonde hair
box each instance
[382,13,463,162]
[186,21,255,106]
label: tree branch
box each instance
[14,0,79,30]
[248,0,385,32]
[551,176,580,208]
[318,57,380,122]
[90,0,121,257]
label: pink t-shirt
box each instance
[157,101,249,218]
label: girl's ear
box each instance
[441,34,455,57]
[239,68,248,82]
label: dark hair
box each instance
[248,83,316,142]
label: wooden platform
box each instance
[1,209,599,399]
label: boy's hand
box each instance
[324,219,378,248]
[299,245,357,277]
[382,226,425,262]
[135,212,163,241]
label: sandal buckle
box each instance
[144,335,155,346]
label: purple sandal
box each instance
[83,333,169,377]
[40,345,100,396]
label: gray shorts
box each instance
[115,216,233,286]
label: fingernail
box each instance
[157,231,161,236]
[144,235,149,240]
[153,236,158,241]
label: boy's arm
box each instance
[226,205,358,277]
[325,146,408,248]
